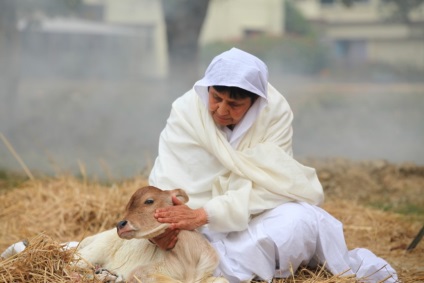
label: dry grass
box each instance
[0,233,95,283]
[0,160,423,282]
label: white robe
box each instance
[149,48,398,282]
[148,87,398,282]
[149,84,324,232]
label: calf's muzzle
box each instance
[117,220,128,230]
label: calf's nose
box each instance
[117,220,127,230]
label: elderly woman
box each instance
[149,48,397,282]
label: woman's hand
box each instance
[150,195,208,250]
[155,196,208,231]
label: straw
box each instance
[0,158,423,282]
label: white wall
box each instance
[199,0,284,45]
[102,0,168,78]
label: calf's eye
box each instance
[144,198,154,205]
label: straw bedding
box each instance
[0,159,423,282]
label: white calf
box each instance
[77,186,228,283]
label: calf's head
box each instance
[116,186,188,240]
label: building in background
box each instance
[199,0,284,45]
[19,0,167,80]
[19,18,163,79]
[293,0,424,69]
[99,0,168,79]
[19,0,423,79]
[21,0,283,80]
[98,0,285,72]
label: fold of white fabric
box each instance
[149,83,324,232]
[206,202,398,283]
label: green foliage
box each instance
[342,0,424,23]
[369,201,424,217]
[201,35,330,75]
[285,0,313,36]
[382,0,424,23]
[0,169,27,192]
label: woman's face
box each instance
[208,86,254,128]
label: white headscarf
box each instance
[193,48,269,148]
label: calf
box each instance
[77,186,228,283]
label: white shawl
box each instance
[149,83,324,232]
[150,48,323,232]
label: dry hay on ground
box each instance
[0,175,148,246]
[0,233,96,283]
[0,159,423,282]
[310,158,424,213]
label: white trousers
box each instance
[202,202,398,283]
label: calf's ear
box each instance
[170,188,189,204]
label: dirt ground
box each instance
[0,158,423,282]
[310,158,424,282]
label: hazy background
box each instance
[1,0,423,180]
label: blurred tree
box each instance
[285,0,313,36]
[383,0,424,23]
[0,0,19,123]
[162,0,210,83]
[342,0,424,24]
